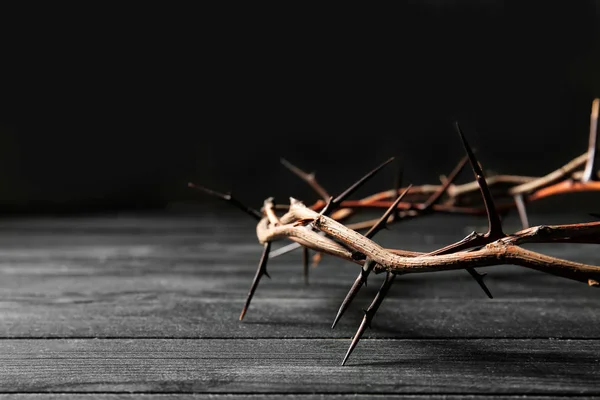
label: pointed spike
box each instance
[514,194,530,229]
[281,158,331,200]
[590,213,600,219]
[239,306,248,321]
[454,122,503,238]
[319,196,335,216]
[427,231,484,256]
[188,182,262,221]
[455,123,484,177]
[280,157,306,177]
[365,184,413,239]
[341,316,368,366]
[341,272,397,366]
[332,259,376,329]
[422,155,468,210]
[239,242,272,321]
[583,99,600,182]
[361,309,372,329]
[424,231,493,298]
[329,157,395,211]
[302,247,309,285]
[432,239,495,298]
[466,268,493,299]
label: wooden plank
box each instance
[0,224,597,302]
[1,253,598,299]
[0,396,597,400]
[2,396,598,400]
[1,339,599,394]
[0,246,598,339]
[0,213,598,339]
[1,294,599,339]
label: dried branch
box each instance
[269,157,396,260]
[508,153,589,196]
[194,98,600,366]
[288,203,600,282]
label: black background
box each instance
[1,2,599,215]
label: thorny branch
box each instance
[190,98,600,365]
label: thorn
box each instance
[361,309,372,329]
[425,230,492,298]
[188,182,262,221]
[466,268,493,299]
[239,242,272,321]
[514,194,530,229]
[421,155,468,210]
[589,213,600,220]
[582,98,600,182]
[331,185,411,329]
[319,196,335,216]
[454,122,504,239]
[365,184,413,239]
[281,158,331,200]
[303,247,309,285]
[332,259,376,329]
[341,272,396,366]
[328,157,395,214]
[341,317,368,366]
[427,231,483,256]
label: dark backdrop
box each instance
[1,2,599,214]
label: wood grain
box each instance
[1,235,599,339]
[1,339,599,394]
[1,396,598,400]
[0,212,599,395]
[1,295,599,339]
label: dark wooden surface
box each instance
[1,210,599,398]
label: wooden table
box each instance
[1,210,599,399]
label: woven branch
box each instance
[192,98,600,365]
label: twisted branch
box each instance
[191,98,600,366]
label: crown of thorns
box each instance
[190,99,600,365]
